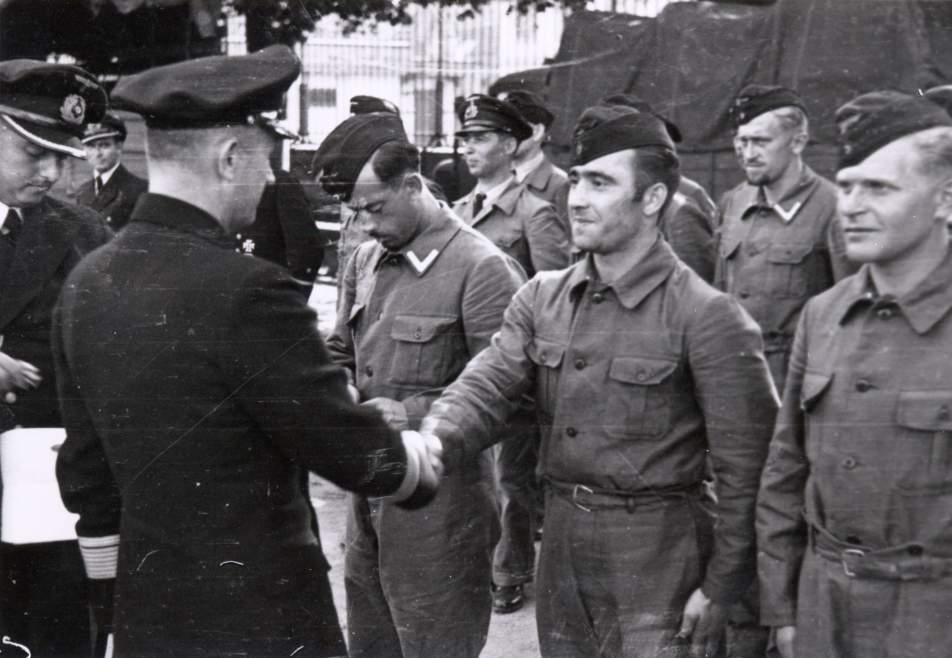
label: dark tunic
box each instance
[54,193,408,656]
[75,163,148,231]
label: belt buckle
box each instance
[572,484,594,512]
[841,548,866,578]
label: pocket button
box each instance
[842,456,857,470]
[566,427,578,437]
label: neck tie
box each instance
[472,192,486,217]
[0,209,21,279]
[94,174,103,195]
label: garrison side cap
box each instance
[572,104,675,166]
[729,84,806,129]
[925,85,952,118]
[350,95,401,116]
[835,90,952,169]
[312,112,409,202]
[0,59,107,158]
[599,93,682,143]
[455,94,532,141]
[110,45,300,139]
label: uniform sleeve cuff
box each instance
[78,534,120,580]
[387,433,421,503]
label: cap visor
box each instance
[253,116,299,141]
[455,124,502,137]
[2,115,85,158]
[81,131,123,144]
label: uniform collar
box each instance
[735,165,819,224]
[487,176,525,216]
[568,237,677,310]
[837,247,952,335]
[129,193,232,247]
[0,201,20,229]
[514,152,546,184]
[97,161,121,186]
[473,174,515,207]
[371,204,462,277]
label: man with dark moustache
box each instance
[420,104,778,657]
[53,46,442,656]
[758,92,952,658]
[452,93,570,613]
[319,111,525,657]
[716,85,853,395]
[0,59,112,656]
[320,96,404,289]
[76,111,147,231]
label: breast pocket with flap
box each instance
[606,356,678,438]
[525,337,565,416]
[766,242,814,298]
[892,390,952,545]
[388,314,460,387]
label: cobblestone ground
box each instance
[308,280,540,658]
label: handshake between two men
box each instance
[360,393,446,510]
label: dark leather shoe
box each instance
[492,584,524,614]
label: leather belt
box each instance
[810,522,952,581]
[545,477,701,513]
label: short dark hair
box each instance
[632,145,681,217]
[370,140,421,187]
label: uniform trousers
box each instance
[536,488,719,658]
[0,540,89,657]
[345,454,497,658]
[794,546,952,658]
[492,417,539,587]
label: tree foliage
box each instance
[228,0,582,47]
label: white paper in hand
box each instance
[1,428,79,544]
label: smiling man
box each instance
[757,91,952,658]
[319,111,525,657]
[420,104,778,657]
[716,85,853,396]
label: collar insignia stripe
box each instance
[406,249,439,275]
